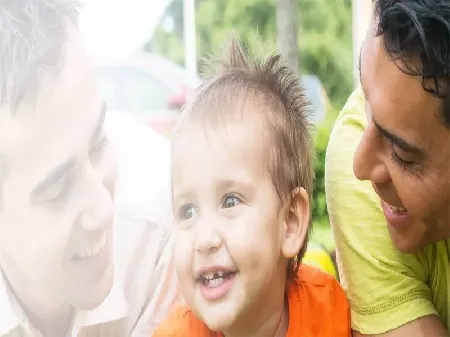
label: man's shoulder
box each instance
[335,87,366,125]
[424,240,450,329]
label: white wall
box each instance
[79,0,172,63]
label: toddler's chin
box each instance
[201,310,237,333]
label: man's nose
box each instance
[353,124,390,184]
[195,214,222,255]
[98,143,117,202]
[79,166,115,232]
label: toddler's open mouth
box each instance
[199,270,236,288]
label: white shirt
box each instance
[0,110,180,337]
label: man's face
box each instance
[0,29,116,313]
[354,26,450,252]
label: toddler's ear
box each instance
[282,187,310,258]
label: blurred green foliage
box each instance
[310,107,339,249]
[149,0,353,248]
[149,0,353,109]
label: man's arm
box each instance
[353,315,448,337]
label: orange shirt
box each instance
[153,264,351,337]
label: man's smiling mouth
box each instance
[387,204,407,214]
[72,232,107,260]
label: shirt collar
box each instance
[0,268,128,336]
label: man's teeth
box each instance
[76,232,107,259]
[390,205,407,213]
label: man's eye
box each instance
[222,194,241,209]
[42,178,70,204]
[178,205,197,220]
[89,135,108,163]
[390,144,415,169]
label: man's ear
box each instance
[281,187,310,259]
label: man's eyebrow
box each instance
[90,101,107,143]
[30,158,77,197]
[373,119,426,155]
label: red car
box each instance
[95,53,329,136]
[94,52,200,137]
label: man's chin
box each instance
[67,264,114,310]
[387,224,428,254]
[74,288,112,310]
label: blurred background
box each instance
[80,0,373,251]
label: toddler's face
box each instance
[171,115,292,334]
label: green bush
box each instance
[310,106,338,249]
[149,0,353,110]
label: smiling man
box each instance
[0,1,178,337]
[326,1,449,337]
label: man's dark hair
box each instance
[374,0,450,127]
[0,0,81,112]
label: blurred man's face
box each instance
[0,28,116,314]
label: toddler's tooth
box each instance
[208,277,224,288]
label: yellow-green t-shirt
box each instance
[325,88,450,334]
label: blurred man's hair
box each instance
[0,0,80,112]
[176,35,314,280]
[374,0,450,127]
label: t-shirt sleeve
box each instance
[152,306,217,337]
[325,88,438,334]
[152,307,191,337]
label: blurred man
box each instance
[326,1,449,336]
[0,1,178,336]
